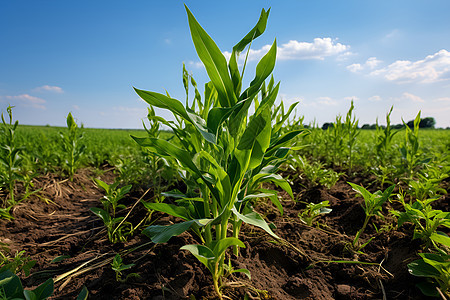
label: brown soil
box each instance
[1,168,448,299]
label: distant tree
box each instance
[406,117,436,129]
[322,122,334,130]
[361,124,377,130]
[392,124,405,129]
[419,117,436,128]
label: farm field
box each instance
[2,6,450,300]
[1,112,449,299]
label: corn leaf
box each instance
[231,207,279,239]
[181,244,215,271]
[143,221,195,244]
[141,202,190,221]
[185,5,236,108]
[211,237,245,258]
[241,40,277,100]
[236,108,271,170]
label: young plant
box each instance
[374,106,397,168]
[298,201,332,226]
[399,111,430,182]
[392,194,450,253]
[133,6,301,298]
[142,106,177,199]
[0,248,36,277]
[348,183,395,250]
[408,252,450,298]
[0,269,54,300]
[90,179,133,243]
[90,207,134,243]
[344,100,359,174]
[60,112,85,180]
[0,105,23,207]
[111,254,138,282]
[94,178,132,217]
[291,155,341,189]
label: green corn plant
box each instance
[399,111,431,182]
[91,178,133,243]
[110,254,139,282]
[90,206,134,243]
[374,106,400,186]
[133,6,302,298]
[329,115,345,167]
[291,155,341,189]
[348,183,395,250]
[60,112,86,180]
[0,249,36,277]
[408,168,448,202]
[0,105,23,207]
[298,201,332,226]
[344,100,359,174]
[408,252,450,298]
[94,178,132,217]
[392,193,450,253]
[0,270,54,300]
[142,106,177,200]
[375,106,398,167]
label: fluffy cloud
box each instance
[317,96,338,106]
[370,49,450,83]
[399,92,425,103]
[344,96,359,101]
[0,94,46,109]
[368,95,382,102]
[224,38,350,62]
[347,57,382,73]
[33,85,63,93]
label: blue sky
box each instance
[1,0,450,128]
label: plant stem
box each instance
[353,215,370,248]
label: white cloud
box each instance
[344,96,359,101]
[317,96,338,106]
[347,63,362,73]
[188,60,204,68]
[347,57,382,73]
[0,94,46,109]
[223,37,350,63]
[435,97,450,103]
[399,92,425,103]
[73,105,80,110]
[383,29,400,41]
[370,49,450,83]
[368,95,382,102]
[33,85,63,93]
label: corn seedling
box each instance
[344,100,359,174]
[0,106,23,207]
[91,180,133,243]
[133,6,301,298]
[111,254,139,282]
[60,112,86,180]
[94,178,132,218]
[0,248,36,277]
[298,201,332,226]
[291,155,341,189]
[399,111,431,182]
[90,206,134,244]
[408,252,450,298]
[374,106,398,170]
[392,194,450,253]
[0,269,54,300]
[348,183,395,250]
